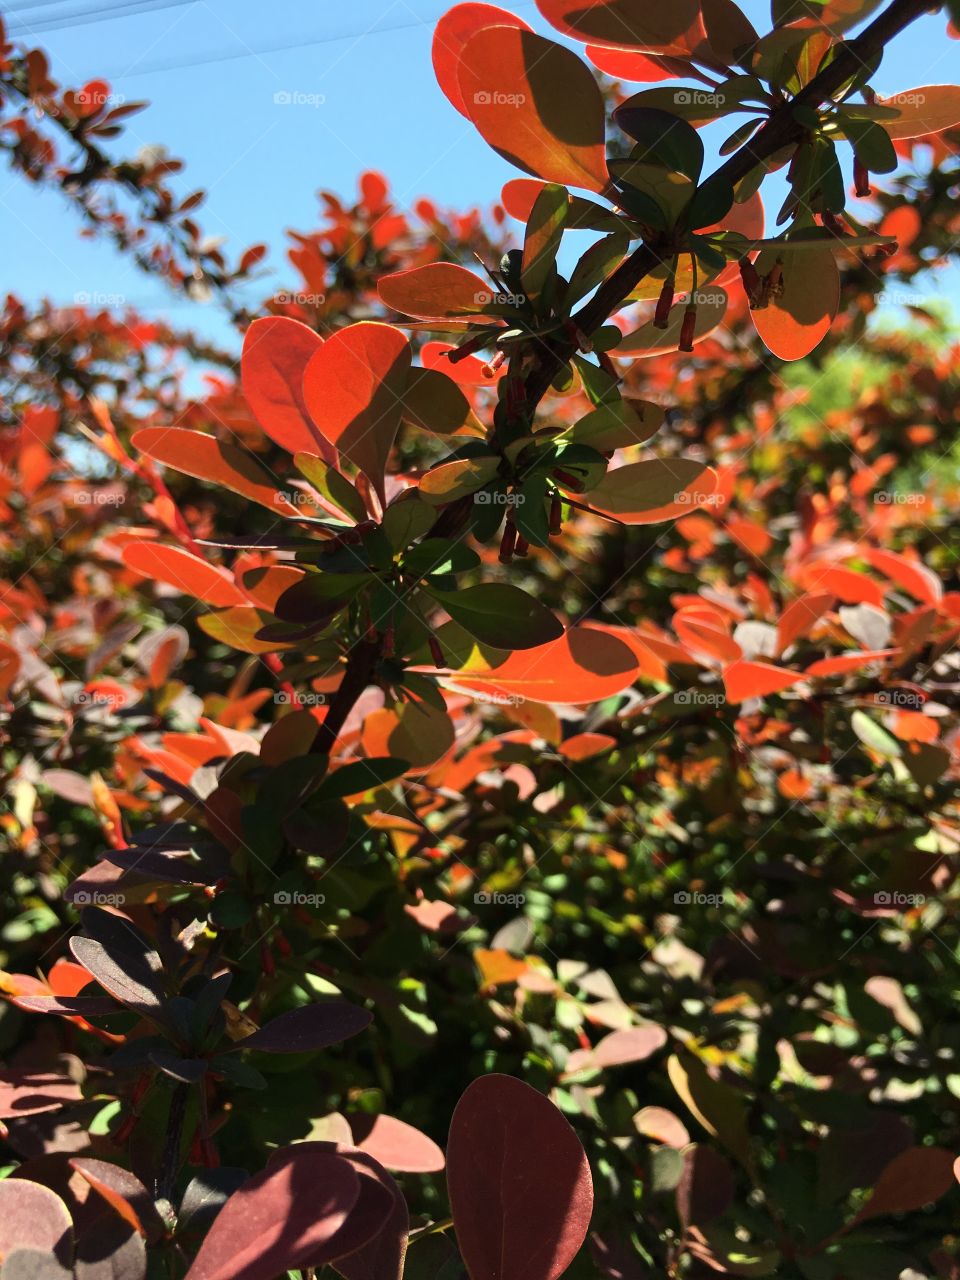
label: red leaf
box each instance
[447,627,639,704]
[132,427,299,516]
[122,543,247,608]
[751,248,839,361]
[456,27,609,192]
[722,660,804,703]
[183,1148,360,1280]
[241,316,332,459]
[535,0,705,57]
[0,1178,74,1265]
[349,1113,446,1173]
[776,591,834,654]
[447,1074,593,1280]
[433,3,532,117]
[378,263,496,320]
[302,323,411,505]
[805,649,896,677]
[862,547,942,607]
[850,1146,956,1226]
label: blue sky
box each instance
[2,0,957,357]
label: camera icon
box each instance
[474,891,491,905]
[673,891,691,905]
[273,90,292,105]
[474,491,492,505]
[73,891,91,905]
[273,890,291,905]
[474,91,491,104]
[674,89,691,104]
[874,891,891,905]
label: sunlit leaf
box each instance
[457,27,609,192]
[447,1074,593,1280]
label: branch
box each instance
[522,0,930,405]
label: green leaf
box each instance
[274,571,372,624]
[565,230,629,308]
[420,455,501,504]
[521,182,569,304]
[315,757,408,798]
[839,115,897,173]
[687,175,735,229]
[294,453,367,523]
[614,106,704,180]
[382,493,437,551]
[427,584,563,649]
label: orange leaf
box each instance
[722,660,803,703]
[241,316,332,459]
[132,428,299,516]
[776,591,834,654]
[752,247,839,361]
[535,0,705,57]
[861,547,942,607]
[449,627,639,704]
[875,85,960,139]
[432,2,532,117]
[302,322,411,505]
[122,544,246,608]
[378,262,496,319]
[456,27,609,192]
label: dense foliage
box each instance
[2,2,960,1278]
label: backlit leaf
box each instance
[132,428,298,516]
[241,316,331,459]
[432,3,532,117]
[122,543,246,608]
[456,27,608,192]
[302,323,412,505]
[586,459,717,524]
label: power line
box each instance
[99,0,535,79]
[6,0,196,36]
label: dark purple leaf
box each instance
[230,1001,372,1055]
[70,1158,165,1243]
[446,1074,594,1280]
[69,906,165,1015]
[183,1147,360,1280]
[0,1071,82,1119]
[13,995,121,1017]
[0,1179,73,1266]
[676,1145,735,1228]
